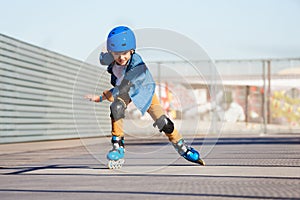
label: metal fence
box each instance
[0,34,111,143]
[143,58,300,135]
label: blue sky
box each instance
[1,0,300,61]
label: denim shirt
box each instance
[106,53,156,115]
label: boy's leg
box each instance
[110,97,131,138]
[147,93,182,143]
[107,90,131,167]
[103,89,130,138]
[148,93,205,165]
[111,118,124,137]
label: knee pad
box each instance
[110,98,126,121]
[153,115,174,134]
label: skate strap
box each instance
[173,139,188,156]
[111,136,125,147]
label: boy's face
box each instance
[111,50,133,66]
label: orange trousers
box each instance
[103,90,182,144]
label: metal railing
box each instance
[145,58,300,135]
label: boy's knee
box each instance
[153,115,174,134]
[110,98,126,121]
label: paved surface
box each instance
[0,133,300,199]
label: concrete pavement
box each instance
[0,133,299,199]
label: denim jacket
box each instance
[106,53,156,115]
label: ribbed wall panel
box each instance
[0,34,111,143]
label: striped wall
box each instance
[0,34,111,143]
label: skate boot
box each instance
[172,139,205,166]
[107,136,125,169]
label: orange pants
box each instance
[103,90,182,144]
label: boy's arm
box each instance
[99,47,114,65]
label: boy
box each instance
[85,26,205,169]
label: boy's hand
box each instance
[118,79,132,95]
[84,94,100,102]
[117,79,132,100]
[101,46,108,53]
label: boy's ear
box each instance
[130,50,134,54]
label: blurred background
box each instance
[1,0,300,143]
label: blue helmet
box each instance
[107,26,136,52]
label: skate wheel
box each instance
[108,159,125,169]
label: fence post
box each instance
[267,60,271,124]
[245,85,250,124]
[157,62,162,102]
[262,60,268,135]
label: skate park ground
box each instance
[0,133,299,200]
